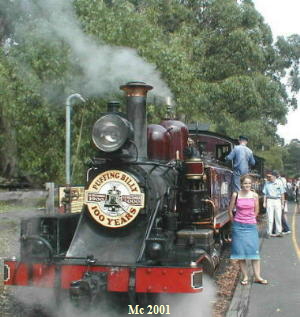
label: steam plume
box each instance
[16,0,171,98]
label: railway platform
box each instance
[226,202,300,317]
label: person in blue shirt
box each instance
[225,136,256,192]
[263,171,285,237]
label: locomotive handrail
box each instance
[136,198,162,263]
[89,159,177,170]
[128,139,139,162]
[201,199,216,225]
[21,235,54,260]
[128,161,176,168]
[191,199,216,227]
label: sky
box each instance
[253,0,300,143]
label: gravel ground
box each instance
[0,207,238,317]
[0,209,22,317]
[213,246,240,317]
[0,205,49,317]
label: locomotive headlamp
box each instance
[92,114,133,152]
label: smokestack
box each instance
[120,81,153,160]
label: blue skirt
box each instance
[230,221,260,260]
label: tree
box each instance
[275,35,300,98]
[0,56,18,178]
[0,0,299,184]
[282,139,300,178]
[0,0,22,179]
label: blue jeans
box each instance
[273,215,290,233]
[232,174,241,192]
[282,214,290,232]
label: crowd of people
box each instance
[286,177,300,203]
[226,135,299,286]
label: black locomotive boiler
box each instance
[4,82,263,308]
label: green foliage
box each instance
[256,146,284,172]
[0,0,299,184]
[282,139,300,178]
[275,34,300,97]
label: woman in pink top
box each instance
[228,175,267,285]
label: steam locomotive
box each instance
[4,82,264,309]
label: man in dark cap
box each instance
[225,136,256,191]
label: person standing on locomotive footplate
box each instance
[225,136,256,192]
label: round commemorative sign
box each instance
[84,170,145,228]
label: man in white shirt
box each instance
[263,171,285,237]
[273,171,291,234]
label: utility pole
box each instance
[65,93,85,185]
[65,93,85,212]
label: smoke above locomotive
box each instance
[14,0,172,100]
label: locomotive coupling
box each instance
[69,271,107,306]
